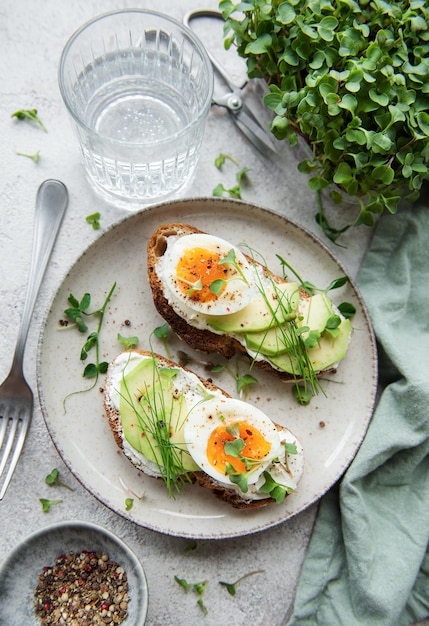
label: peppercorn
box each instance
[34,550,129,625]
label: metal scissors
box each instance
[183,9,277,157]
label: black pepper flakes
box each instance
[34,549,129,625]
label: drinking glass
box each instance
[58,9,213,209]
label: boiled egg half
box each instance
[160,233,255,316]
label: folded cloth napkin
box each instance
[287,198,429,626]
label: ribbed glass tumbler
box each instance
[58,9,213,209]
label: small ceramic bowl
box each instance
[0,520,148,625]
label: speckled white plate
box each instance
[0,520,148,625]
[37,197,377,539]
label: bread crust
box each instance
[147,223,336,381]
[103,350,278,509]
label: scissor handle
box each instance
[183,9,244,93]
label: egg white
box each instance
[184,396,282,486]
[160,233,256,316]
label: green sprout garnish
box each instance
[174,576,208,615]
[85,212,101,230]
[210,248,250,295]
[219,569,265,596]
[213,153,251,198]
[184,540,198,553]
[11,108,47,132]
[16,150,40,163]
[222,422,266,493]
[125,498,134,511]
[259,471,293,504]
[39,498,62,513]
[61,283,117,410]
[210,359,258,398]
[214,153,239,169]
[63,282,116,379]
[45,468,74,491]
[153,323,171,358]
[117,333,139,350]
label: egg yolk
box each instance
[206,420,272,475]
[176,247,227,303]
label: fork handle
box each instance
[11,180,68,375]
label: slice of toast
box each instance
[147,223,338,383]
[104,350,303,509]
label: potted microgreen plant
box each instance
[220,0,429,240]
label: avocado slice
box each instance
[119,358,199,472]
[299,293,333,340]
[206,282,300,333]
[268,318,352,374]
[245,323,294,357]
[244,292,335,357]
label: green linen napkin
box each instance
[287,199,429,626]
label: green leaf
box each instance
[236,373,258,394]
[229,471,249,493]
[372,164,395,184]
[277,3,296,24]
[117,333,139,349]
[338,302,356,318]
[125,498,134,511]
[245,33,272,54]
[11,108,47,132]
[39,498,62,512]
[174,576,190,592]
[333,162,353,185]
[224,438,245,457]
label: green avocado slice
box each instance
[118,357,199,472]
[268,318,352,374]
[206,281,300,333]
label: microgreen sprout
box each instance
[222,422,265,492]
[174,576,208,615]
[61,283,116,408]
[153,323,171,358]
[11,108,47,132]
[39,498,62,513]
[210,358,258,398]
[213,153,251,198]
[85,212,101,230]
[215,152,239,169]
[45,468,74,491]
[213,182,242,199]
[16,150,40,163]
[74,285,116,378]
[125,498,134,511]
[184,540,197,553]
[117,332,139,350]
[315,193,350,246]
[219,569,265,596]
[292,382,314,406]
[276,254,349,297]
[259,471,293,503]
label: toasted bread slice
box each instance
[147,223,341,383]
[104,350,303,509]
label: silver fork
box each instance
[0,180,68,500]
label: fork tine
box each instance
[0,416,30,500]
[0,414,8,450]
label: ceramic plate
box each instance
[0,520,148,625]
[37,198,377,539]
